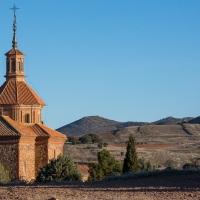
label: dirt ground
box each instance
[0,173,199,200]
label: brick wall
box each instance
[48,141,65,160]
[0,142,18,179]
[18,141,35,180]
[35,140,48,177]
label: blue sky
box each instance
[0,0,200,129]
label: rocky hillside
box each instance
[187,116,200,124]
[56,116,194,136]
[61,115,200,168]
[56,116,148,136]
[151,116,193,125]
[64,123,200,168]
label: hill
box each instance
[151,116,193,125]
[56,116,194,136]
[187,116,200,124]
[56,116,148,136]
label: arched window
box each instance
[21,111,23,123]
[11,60,15,72]
[7,62,10,73]
[18,62,20,71]
[33,111,35,123]
[0,108,3,115]
[24,114,30,123]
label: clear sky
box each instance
[0,0,200,129]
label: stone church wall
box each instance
[48,142,64,160]
[0,142,18,179]
[18,142,35,180]
[35,141,48,177]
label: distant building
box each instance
[0,6,66,181]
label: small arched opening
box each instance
[18,62,21,71]
[24,114,30,123]
[11,60,15,72]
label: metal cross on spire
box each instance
[10,5,19,49]
[10,4,19,17]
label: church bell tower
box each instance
[0,5,46,124]
[5,5,25,82]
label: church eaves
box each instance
[0,115,36,137]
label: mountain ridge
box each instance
[56,115,196,136]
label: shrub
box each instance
[97,143,103,149]
[182,158,200,170]
[79,134,103,144]
[103,143,108,147]
[138,158,152,171]
[88,163,104,181]
[36,155,82,182]
[0,163,10,184]
[123,134,139,173]
[68,136,79,145]
[164,159,177,169]
[79,134,92,144]
[88,149,122,181]
[182,163,198,170]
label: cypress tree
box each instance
[122,134,139,173]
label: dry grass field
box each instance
[64,124,200,168]
[0,171,199,200]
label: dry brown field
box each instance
[64,124,200,168]
[0,172,199,200]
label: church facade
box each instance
[0,7,66,180]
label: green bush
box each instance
[138,158,152,171]
[79,134,103,144]
[0,163,10,184]
[68,136,79,145]
[89,149,122,181]
[88,162,104,181]
[79,134,92,144]
[36,155,82,182]
[97,143,103,149]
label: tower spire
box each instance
[10,5,19,50]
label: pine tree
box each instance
[122,134,139,173]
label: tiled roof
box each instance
[0,81,45,105]
[27,123,67,139]
[0,115,36,137]
[0,116,66,139]
[5,49,24,56]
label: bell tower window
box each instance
[11,60,15,72]
[0,108,3,115]
[7,61,10,73]
[24,114,30,123]
[18,62,20,71]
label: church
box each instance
[0,6,67,181]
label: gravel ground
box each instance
[0,173,199,200]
